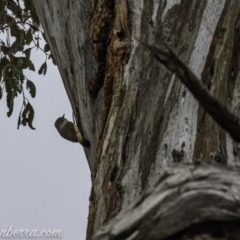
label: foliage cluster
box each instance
[0,0,53,129]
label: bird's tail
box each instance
[76,131,90,148]
[80,138,90,148]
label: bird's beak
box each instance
[62,114,65,119]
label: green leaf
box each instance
[25,29,33,45]
[48,54,56,65]
[16,82,22,94]
[0,63,2,82]
[17,57,28,69]
[19,30,25,49]
[3,65,13,79]
[21,102,35,129]
[0,85,2,99]
[12,66,24,86]
[26,80,36,98]
[0,57,10,68]
[10,39,20,54]
[28,60,35,71]
[0,4,6,23]
[12,58,24,70]
[26,102,35,130]
[15,57,35,71]
[44,44,50,52]
[38,62,47,75]
[23,48,32,59]
[17,112,21,129]
[5,15,15,24]
[23,0,31,10]
[19,73,24,81]
[10,25,20,37]
[21,104,27,126]
[5,79,15,117]
[16,58,24,68]
[1,46,10,54]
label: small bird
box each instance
[55,114,90,148]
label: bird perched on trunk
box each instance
[55,114,90,148]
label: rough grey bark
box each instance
[93,163,240,240]
[33,0,240,239]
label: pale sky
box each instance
[0,46,91,239]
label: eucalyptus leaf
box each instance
[26,80,36,98]
[44,44,50,52]
[25,29,33,45]
[23,48,31,59]
[26,102,35,130]
[0,85,2,100]
[5,80,14,117]
[28,60,35,71]
[38,62,47,75]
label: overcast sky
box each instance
[0,46,91,239]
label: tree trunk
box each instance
[33,0,240,239]
[92,163,240,240]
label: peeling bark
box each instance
[93,163,240,240]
